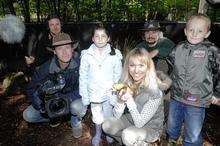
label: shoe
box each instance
[72,122,82,138]
[167,138,177,146]
[106,135,114,144]
[92,135,102,146]
[135,140,149,146]
[50,123,60,128]
[49,121,60,127]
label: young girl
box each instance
[79,24,122,146]
[102,48,164,145]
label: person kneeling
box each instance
[23,33,86,138]
[102,48,164,145]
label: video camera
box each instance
[38,73,70,119]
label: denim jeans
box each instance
[23,98,87,127]
[167,99,205,146]
[70,98,87,127]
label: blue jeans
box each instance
[23,98,87,127]
[167,99,205,146]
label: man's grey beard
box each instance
[147,41,157,47]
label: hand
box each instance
[211,96,220,106]
[118,87,133,102]
[25,56,35,66]
[159,82,169,91]
[149,49,159,58]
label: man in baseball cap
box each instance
[23,32,86,138]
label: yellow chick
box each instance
[113,83,126,91]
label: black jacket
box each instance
[26,53,81,110]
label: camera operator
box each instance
[23,32,86,138]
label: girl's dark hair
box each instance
[109,44,116,55]
[92,23,110,36]
[93,23,116,56]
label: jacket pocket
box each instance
[197,80,212,98]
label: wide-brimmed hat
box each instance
[140,21,162,31]
[52,32,78,49]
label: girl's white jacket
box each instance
[79,43,122,106]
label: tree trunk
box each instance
[185,0,188,18]
[198,0,209,14]
[7,0,16,15]
[52,0,58,15]
[61,0,67,21]
[44,0,52,17]
[22,0,30,22]
[57,0,61,17]
[36,0,40,22]
[1,1,6,15]
[106,0,112,21]
[96,0,102,20]
[74,0,80,21]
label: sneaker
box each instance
[72,122,82,138]
[135,140,149,146]
[167,138,177,146]
[92,135,102,146]
[49,121,60,127]
[106,135,114,144]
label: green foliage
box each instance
[0,0,218,22]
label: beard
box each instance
[147,40,157,47]
[146,37,158,47]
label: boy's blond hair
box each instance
[186,13,211,30]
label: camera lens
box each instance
[49,98,66,114]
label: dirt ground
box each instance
[0,83,219,146]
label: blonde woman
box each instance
[102,48,164,145]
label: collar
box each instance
[184,40,212,49]
[87,43,111,56]
[49,56,77,73]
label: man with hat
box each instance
[23,32,86,138]
[136,21,175,58]
[136,21,175,74]
[136,21,175,135]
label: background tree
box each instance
[0,0,219,22]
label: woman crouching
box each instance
[102,48,164,145]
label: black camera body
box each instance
[42,94,70,118]
[39,73,70,119]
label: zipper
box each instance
[182,47,192,95]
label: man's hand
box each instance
[149,49,159,58]
[25,56,35,66]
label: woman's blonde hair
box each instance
[120,48,159,95]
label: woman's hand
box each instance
[118,87,133,102]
